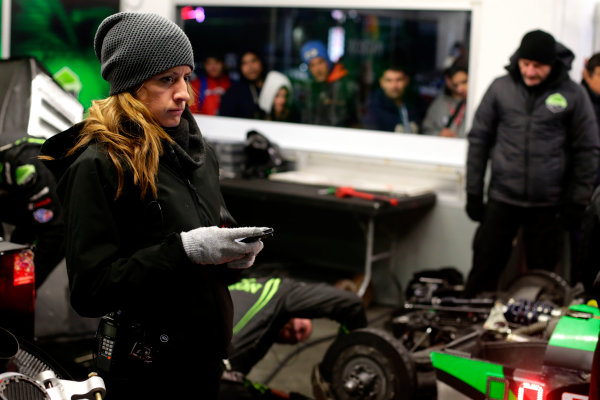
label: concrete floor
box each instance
[247,317,341,397]
[247,305,396,398]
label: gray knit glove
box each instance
[226,250,263,270]
[180,226,267,266]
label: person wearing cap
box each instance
[296,40,359,127]
[219,50,266,119]
[39,12,268,399]
[258,70,300,122]
[464,29,599,295]
[189,52,231,115]
[362,64,420,133]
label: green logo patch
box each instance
[15,164,36,186]
[229,278,263,294]
[545,93,567,113]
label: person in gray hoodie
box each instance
[421,64,468,138]
[464,29,599,295]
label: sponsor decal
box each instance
[33,208,54,223]
[545,93,568,113]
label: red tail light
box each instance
[517,381,544,400]
[0,245,35,339]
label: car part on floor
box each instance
[1,326,105,400]
[0,371,105,400]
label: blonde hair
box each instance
[70,92,172,199]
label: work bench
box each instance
[219,178,437,297]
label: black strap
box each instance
[445,99,466,128]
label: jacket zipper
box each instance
[524,90,536,202]
[165,146,211,226]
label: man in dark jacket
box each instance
[363,65,419,133]
[583,53,600,185]
[219,50,266,119]
[295,40,359,128]
[583,53,600,125]
[464,30,599,295]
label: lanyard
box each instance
[399,104,411,133]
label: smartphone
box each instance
[237,228,274,243]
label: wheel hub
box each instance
[341,356,385,399]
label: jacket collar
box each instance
[327,63,348,83]
[40,105,206,181]
[163,106,206,174]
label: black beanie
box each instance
[517,30,556,65]
[94,12,195,95]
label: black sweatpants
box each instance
[465,199,563,295]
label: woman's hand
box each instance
[180,226,267,267]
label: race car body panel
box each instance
[431,304,599,399]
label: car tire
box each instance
[321,328,416,400]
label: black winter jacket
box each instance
[582,79,600,186]
[219,79,264,119]
[583,79,600,126]
[466,43,600,207]
[40,108,238,364]
[362,88,419,132]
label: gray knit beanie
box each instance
[94,12,195,95]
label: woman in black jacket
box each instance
[40,12,268,399]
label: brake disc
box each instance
[502,269,571,306]
[319,328,416,400]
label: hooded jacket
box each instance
[296,63,359,127]
[466,43,600,207]
[40,108,239,365]
[257,71,300,123]
[227,275,367,374]
[258,71,292,115]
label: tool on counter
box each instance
[318,186,399,206]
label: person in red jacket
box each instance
[189,52,231,115]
